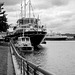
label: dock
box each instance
[0,40,54,75]
[0,42,14,75]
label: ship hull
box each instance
[22,31,46,46]
[45,36,67,41]
[16,31,46,46]
[7,31,46,47]
[30,33,46,46]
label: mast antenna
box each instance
[24,0,26,18]
[29,0,31,18]
[21,0,23,18]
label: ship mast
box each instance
[23,0,26,37]
[29,0,31,18]
[24,0,26,18]
[21,0,23,18]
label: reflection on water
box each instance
[24,41,75,75]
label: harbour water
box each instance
[24,41,75,75]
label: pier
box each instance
[0,40,53,75]
[0,42,14,75]
[10,41,53,75]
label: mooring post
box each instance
[21,58,23,74]
[23,61,25,75]
[26,63,30,75]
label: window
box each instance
[22,38,25,41]
[26,38,29,41]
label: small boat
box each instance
[15,36,34,52]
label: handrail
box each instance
[10,41,53,75]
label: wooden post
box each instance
[21,59,23,74]
[26,63,29,75]
[23,61,25,75]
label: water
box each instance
[24,41,75,75]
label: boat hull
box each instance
[17,46,33,52]
[20,31,46,46]
[6,31,46,47]
[30,33,46,46]
[45,37,67,40]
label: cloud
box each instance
[4,4,20,12]
[31,0,51,9]
[0,0,21,5]
[51,0,69,6]
[37,3,75,33]
[31,0,70,10]
[2,0,75,33]
[6,11,20,24]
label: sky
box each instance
[1,0,75,33]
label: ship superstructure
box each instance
[7,0,47,47]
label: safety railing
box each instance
[10,41,53,75]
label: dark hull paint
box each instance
[30,34,46,46]
[6,31,46,46]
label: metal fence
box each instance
[10,41,53,75]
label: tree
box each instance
[0,3,9,32]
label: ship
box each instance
[15,36,34,52]
[6,0,47,47]
[45,34,67,40]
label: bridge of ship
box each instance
[17,18,39,25]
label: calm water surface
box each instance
[24,41,75,75]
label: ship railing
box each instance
[10,41,53,75]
